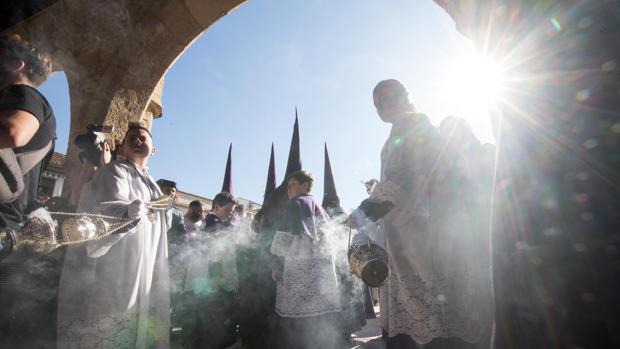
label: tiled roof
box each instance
[46,152,66,170]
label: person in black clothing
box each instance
[0,34,55,231]
[202,191,237,232]
[0,34,58,348]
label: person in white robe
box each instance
[350,80,493,349]
[57,125,171,349]
[183,200,204,234]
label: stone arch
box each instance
[1,2,620,346]
[2,0,246,196]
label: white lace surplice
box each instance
[271,231,341,318]
[377,114,493,345]
[57,160,171,349]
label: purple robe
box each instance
[270,194,341,318]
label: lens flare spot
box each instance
[583,138,598,149]
[515,241,528,250]
[192,277,213,297]
[573,243,588,252]
[611,123,620,134]
[575,89,590,102]
[574,193,589,204]
[550,17,562,32]
[393,137,402,146]
[543,227,562,237]
[602,60,616,72]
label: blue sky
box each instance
[39,0,495,210]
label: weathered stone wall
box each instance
[1,0,245,198]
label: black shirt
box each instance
[203,212,231,233]
[0,84,56,229]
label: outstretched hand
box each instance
[127,200,148,220]
[272,269,282,282]
[99,140,112,166]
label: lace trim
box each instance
[58,307,168,348]
[276,256,341,318]
[58,311,138,349]
[271,230,294,257]
[385,271,486,344]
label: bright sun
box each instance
[439,54,505,143]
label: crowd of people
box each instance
[0,35,496,349]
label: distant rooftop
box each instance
[44,152,261,212]
[47,151,65,170]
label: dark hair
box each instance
[212,192,237,208]
[122,124,153,142]
[189,200,202,208]
[156,179,176,190]
[0,35,52,85]
[287,170,314,192]
[373,79,416,113]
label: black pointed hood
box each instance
[263,143,277,205]
[322,143,340,209]
[260,110,303,230]
[282,108,301,183]
[221,143,233,195]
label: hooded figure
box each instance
[261,111,302,231]
[263,143,277,205]
[221,143,233,195]
[242,112,302,349]
[220,143,240,227]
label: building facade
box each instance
[40,152,261,217]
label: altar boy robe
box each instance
[270,193,342,349]
[57,159,171,349]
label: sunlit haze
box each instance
[437,54,504,139]
[38,0,498,210]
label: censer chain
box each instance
[58,219,139,246]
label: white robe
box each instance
[183,216,201,233]
[377,114,493,345]
[57,160,171,349]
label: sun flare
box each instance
[439,54,505,143]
